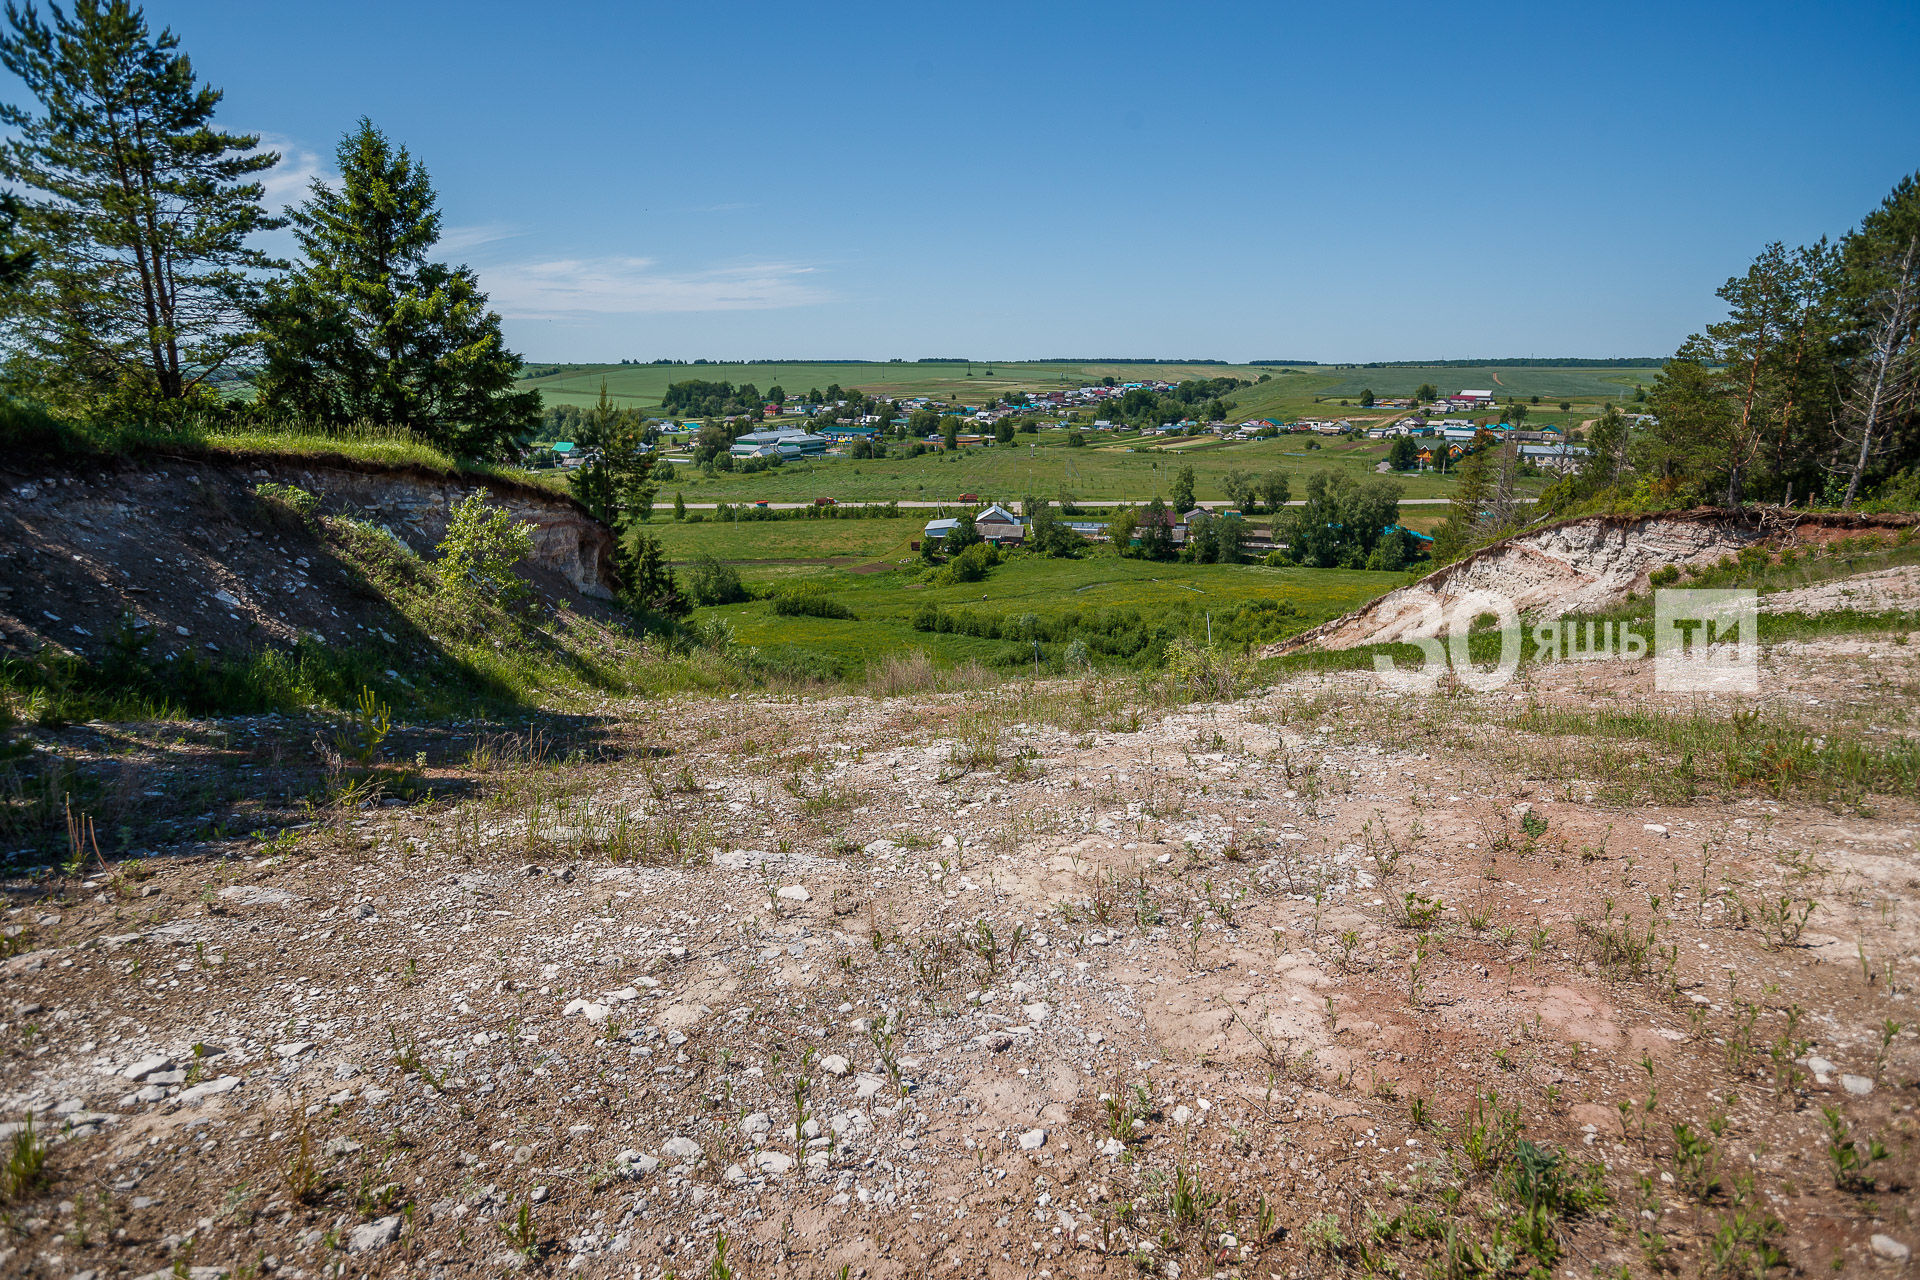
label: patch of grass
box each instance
[2,1116,48,1200]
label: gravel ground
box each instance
[3,649,1918,1279]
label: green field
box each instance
[690,552,1399,678]
[647,515,928,570]
[656,428,1473,505]
[520,359,1659,423]
[520,360,1263,412]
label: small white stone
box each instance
[776,885,810,902]
[1642,823,1669,837]
[1018,1128,1047,1151]
[346,1214,402,1254]
[1871,1235,1910,1262]
[122,1055,173,1081]
[661,1136,702,1163]
[751,1150,795,1175]
[820,1055,850,1077]
[1022,1001,1050,1023]
[1841,1073,1874,1096]
[177,1076,241,1104]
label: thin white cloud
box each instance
[253,133,334,210]
[479,256,829,318]
[439,222,522,254]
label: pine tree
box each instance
[255,119,536,458]
[570,379,656,526]
[0,0,281,411]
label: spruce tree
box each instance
[255,119,537,459]
[0,0,281,411]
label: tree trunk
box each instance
[1842,237,1918,509]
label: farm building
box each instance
[730,428,827,460]
[1519,443,1591,473]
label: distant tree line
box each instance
[1355,358,1663,368]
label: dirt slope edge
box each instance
[1267,507,1917,654]
[1,453,621,667]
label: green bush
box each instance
[253,481,321,526]
[684,554,749,606]
[771,590,853,620]
[437,492,535,611]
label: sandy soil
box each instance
[3,637,1918,1279]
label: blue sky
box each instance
[48,0,1920,362]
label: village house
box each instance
[973,503,1025,544]
[920,503,1027,548]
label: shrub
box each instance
[253,481,321,527]
[684,555,749,606]
[1649,564,1682,587]
[437,492,535,610]
[771,590,853,620]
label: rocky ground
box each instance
[3,635,1919,1280]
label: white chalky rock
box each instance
[346,1214,402,1254]
[1098,1137,1125,1158]
[1642,823,1669,837]
[661,1136,702,1163]
[562,999,611,1023]
[274,1041,315,1058]
[1841,1074,1874,1096]
[1871,1235,1910,1262]
[123,1055,173,1081]
[752,1150,795,1175]
[177,1076,241,1104]
[821,1054,850,1076]
[1173,1105,1193,1125]
[777,885,810,902]
[1022,1002,1051,1022]
[739,1112,772,1141]
[1018,1128,1048,1151]
[854,1073,889,1100]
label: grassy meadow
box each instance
[520,360,1263,412]
[517,359,1660,420]
[654,427,1472,506]
[690,551,1400,679]
[647,515,929,568]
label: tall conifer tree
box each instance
[255,119,537,459]
[0,0,280,411]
